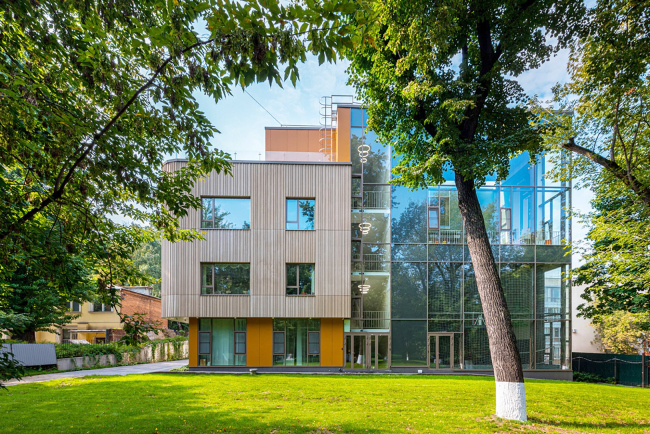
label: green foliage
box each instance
[0,221,96,342]
[128,237,162,297]
[541,0,650,204]
[592,311,650,355]
[539,0,650,321]
[54,336,188,362]
[1,375,650,432]
[119,313,162,346]
[347,0,585,188]
[0,0,358,335]
[0,351,26,390]
[573,372,615,384]
[169,364,189,372]
[576,186,650,319]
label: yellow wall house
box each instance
[36,286,159,344]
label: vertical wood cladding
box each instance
[161,161,351,319]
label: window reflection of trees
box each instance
[391,262,427,319]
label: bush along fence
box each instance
[55,337,188,371]
[573,352,650,387]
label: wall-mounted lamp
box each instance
[357,143,371,163]
[359,222,371,235]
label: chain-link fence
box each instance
[573,352,650,387]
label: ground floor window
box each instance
[198,318,246,366]
[273,319,320,366]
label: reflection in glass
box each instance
[536,245,571,263]
[476,187,499,244]
[428,262,462,319]
[391,262,427,319]
[359,212,390,243]
[286,199,315,230]
[428,187,463,244]
[201,198,251,229]
[463,264,482,315]
[503,151,535,186]
[536,320,570,369]
[391,320,427,366]
[429,244,463,262]
[536,188,568,245]
[392,244,427,261]
[536,264,569,319]
[201,263,250,295]
[363,185,390,209]
[273,319,320,366]
[353,335,366,368]
[513,320,533,369]
[392,185,427,243]
[464,325,491,369]
[353,274,390,330]
[500,263,534,319]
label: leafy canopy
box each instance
[347,0,585,187]
[0,0,360,327]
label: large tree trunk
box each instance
[455,172,526,421]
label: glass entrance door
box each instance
[428,333,454,370]
[345,333,390,369]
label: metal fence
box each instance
[0,343,57,367]
[573,352,650,387]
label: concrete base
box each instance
[188,366,573,380]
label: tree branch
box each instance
[561,137,650,208]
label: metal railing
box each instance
[363,190,390,209]
[351,311,390,329]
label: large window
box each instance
[286,199,315,230]
[198,318,246,366]
[272,319,320,366]
[286,264,315,295]
[67,302,81,312]
[201,263,250,295]
[201,198,250,229]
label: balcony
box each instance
[351,311,390,329]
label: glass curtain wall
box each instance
[349,107,571,370]
[351,108,391,332]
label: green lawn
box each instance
[1,374,649,433]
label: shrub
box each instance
[573,372,616,384]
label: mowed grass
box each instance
[1,374,649,433]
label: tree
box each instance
[0,350,25,390]
[593,311,650,355]
[119,313,163,346]
[575,185,650,320]
[129,237,162,297]
[1,1,357,317]
[538,0,650,322]
[542,0,650,207]
[347,0,585,420]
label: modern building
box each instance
[37,286,166,343]
[571,284,602,353]
[162,96,571,378]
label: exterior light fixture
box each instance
[359,222,371,235]
[357,142,371,163]
[358,284,370,294]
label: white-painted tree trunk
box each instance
[495,381,527,421]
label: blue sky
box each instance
[190,50,593,266]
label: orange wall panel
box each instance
[320,318,344,367]
[189,317,198,367]
[336,108,351,162]
[247,318,273,367]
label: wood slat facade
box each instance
[161,160,351,319]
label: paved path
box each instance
[4,359,188,386]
